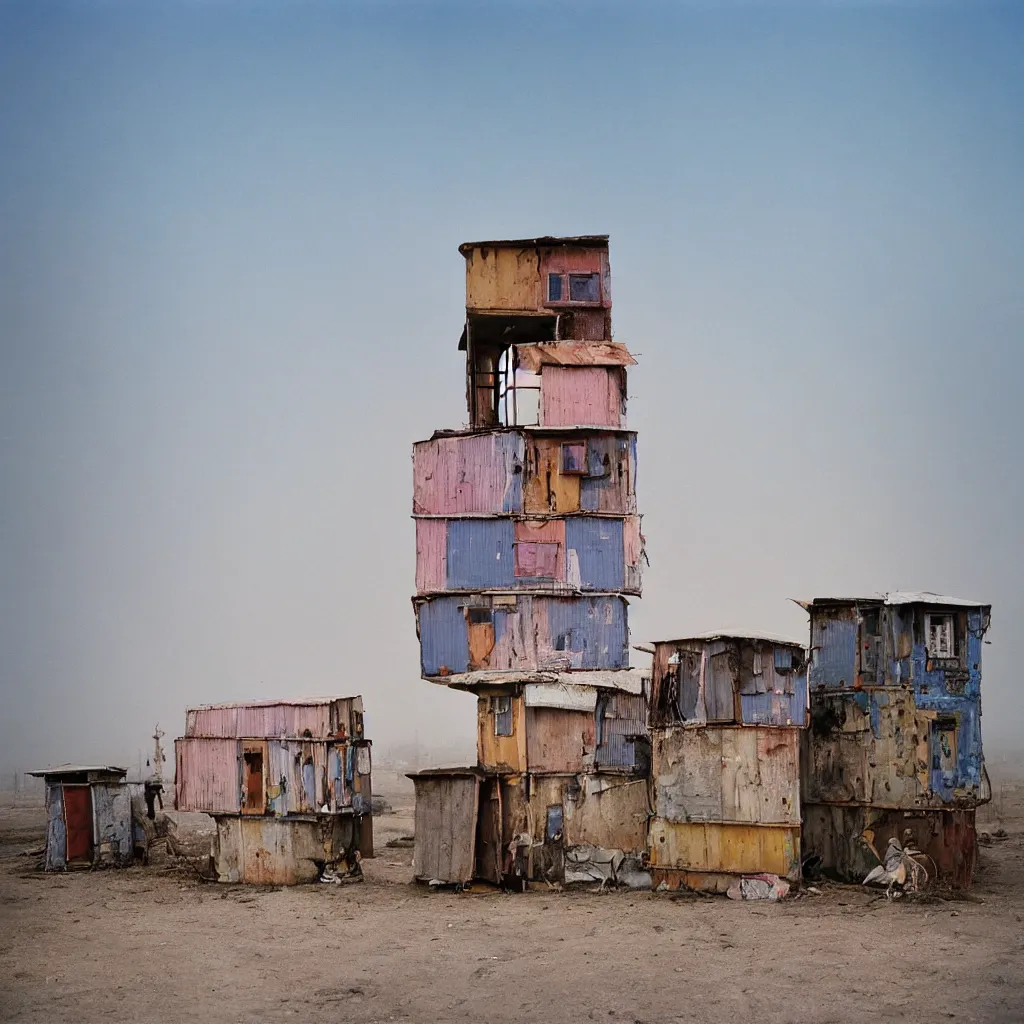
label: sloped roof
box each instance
[459,235,609,254]
[793,592,989,610]
[651,630,806,648]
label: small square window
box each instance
[561,442,587,474]
[568,273,601,302]
[467,607,493,625]
[548,273,563,302]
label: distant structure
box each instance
[410,235,650,889]
[28,765,133,871]
[174,697,373,884]
[799,593,992,888]
[646,632,808,892]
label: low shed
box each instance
[27,765,133,871]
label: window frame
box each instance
[492,695,513,737]
[925,612,955,660]
[543,271,603,308]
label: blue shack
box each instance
[799,592,992,888]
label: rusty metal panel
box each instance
[90,783,133,867]
[653,727,800,826]
[803,688,940,807]
[175,737,240,814]
[540,366,623,428]
[648,818,800,881]
[564,774,649,854]
[409,771,480,884]
[523,435,581,513]
[595,690,648,771]
[525,707,595,773]
[412,431,524,516]
[801,802,977,888]
[213,816,362,885]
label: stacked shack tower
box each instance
[800,593,991,888]
[411,236,650,888]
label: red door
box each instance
[63,786,93,863]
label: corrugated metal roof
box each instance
[426,668,646,694]
[459,235,608,255]
[185,696,359,712]
[652,630,806,647]
[516,342,635,371]
[27,764,127,778]
[794,592,989,610]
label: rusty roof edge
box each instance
[459,235,609,254]
[27,764,128,777]
[795,592,990,610]
[416,426,638,443]
[422,668,645,694]
[649,630,806,647]
[185,696,363,712]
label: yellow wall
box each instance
[477,693,527,772]
[464,246,542,311]
[648,818,800,878]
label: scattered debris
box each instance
[726,874,791,901]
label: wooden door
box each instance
[411,774,479,884]
[474,777,502,884]
[63,785,93,864]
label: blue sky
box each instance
[1,1,1022,773]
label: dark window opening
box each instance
[492,696,513,736]
[468,606,493,625]
[548,273,563,302]
[561,442,587,475]
[545,804,563,841]
[569,273,601,302]
[466,314,555,427]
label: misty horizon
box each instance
[2,2,1022,779]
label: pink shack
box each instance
[175,696,373,884]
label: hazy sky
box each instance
[1,1,1022,778]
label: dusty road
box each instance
[1,781,1022,1024]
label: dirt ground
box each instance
[1,772,1023,1024]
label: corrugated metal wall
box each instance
[412,432,524,516]
[541,366,622,428]
[595,691,648,770]
[417,595,630,677]
[175,737,240,813]
[185,699,360,740]
[414,515,640,595]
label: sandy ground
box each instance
[1,773,1022,1024]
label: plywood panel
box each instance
[648,819,799,877]
[526,707,595,773]
[465,246,542,310]
[523,436,581,514]
[411,774,480,884]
